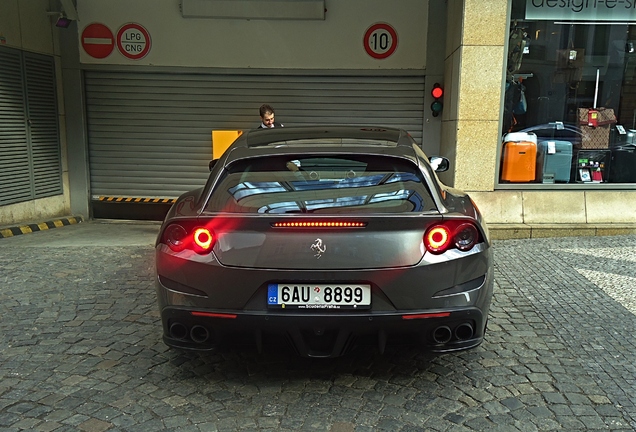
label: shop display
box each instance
[578,107,617,149]
[577,69,617,149]
[554,48,584,84]
[609,145,636,183]
[575,150,611,183]
[502,2,636,186]
[501,133,537,182]
[536,140,573,183]
[610,125,629,147]
[499,0,636,186]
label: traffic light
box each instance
[431,83,443,117]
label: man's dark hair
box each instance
[259,104,275,117]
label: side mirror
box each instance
[429,156,449,172]
[209,159,218,171]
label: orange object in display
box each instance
[501,141,537,182]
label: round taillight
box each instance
[454,223,478,251]
[193,227,214,253]
[164,224,188,252]
[425,225,452,253]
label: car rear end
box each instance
[155,136,493,358]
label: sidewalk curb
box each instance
[0,216,84,239]
[489,223,636,240]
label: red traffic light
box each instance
[431,83,443,99]
[431,83,443,117]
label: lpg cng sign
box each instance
[81,22,151,60]
[117,23,151,60]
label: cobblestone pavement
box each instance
[0,222,635,431]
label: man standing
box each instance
[258,104,283,128]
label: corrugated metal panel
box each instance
[24,52,63,199]
[0,47,62,206]
[0,46,31,205]
[85,71,425,199]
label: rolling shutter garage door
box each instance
[85,71,425,199]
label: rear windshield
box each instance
[205,155,436,214]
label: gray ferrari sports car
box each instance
[155,126,494,358]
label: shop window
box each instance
[500,0,636,185]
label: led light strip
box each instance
[272,221,367,228]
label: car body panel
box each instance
[201,216,436,269]
[156,240,491,310]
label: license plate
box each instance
[267,284,371,309]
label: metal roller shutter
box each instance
[0,47,30,205]
[0,47,62,206]
[85,70,425,199]
[24,52,63,199]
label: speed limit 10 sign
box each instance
[363,23,398,60]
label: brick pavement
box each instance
[0,223,634,431]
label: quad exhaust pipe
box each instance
[171,320,475,347]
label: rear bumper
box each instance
[159,306,487,358]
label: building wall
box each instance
[437,0,507,192]
[0,0,71,226]
[76,0,428,70]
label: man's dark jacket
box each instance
[258,122,283,128]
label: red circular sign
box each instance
[81,23,114,59]
[363,23,398,60]
[117,23,151,60]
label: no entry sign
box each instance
[81,23,114,59]
[363,23,398,60]
[117,23,151,60]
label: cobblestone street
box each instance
[0,222,634,431]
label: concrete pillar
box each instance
[438,0,508,192]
